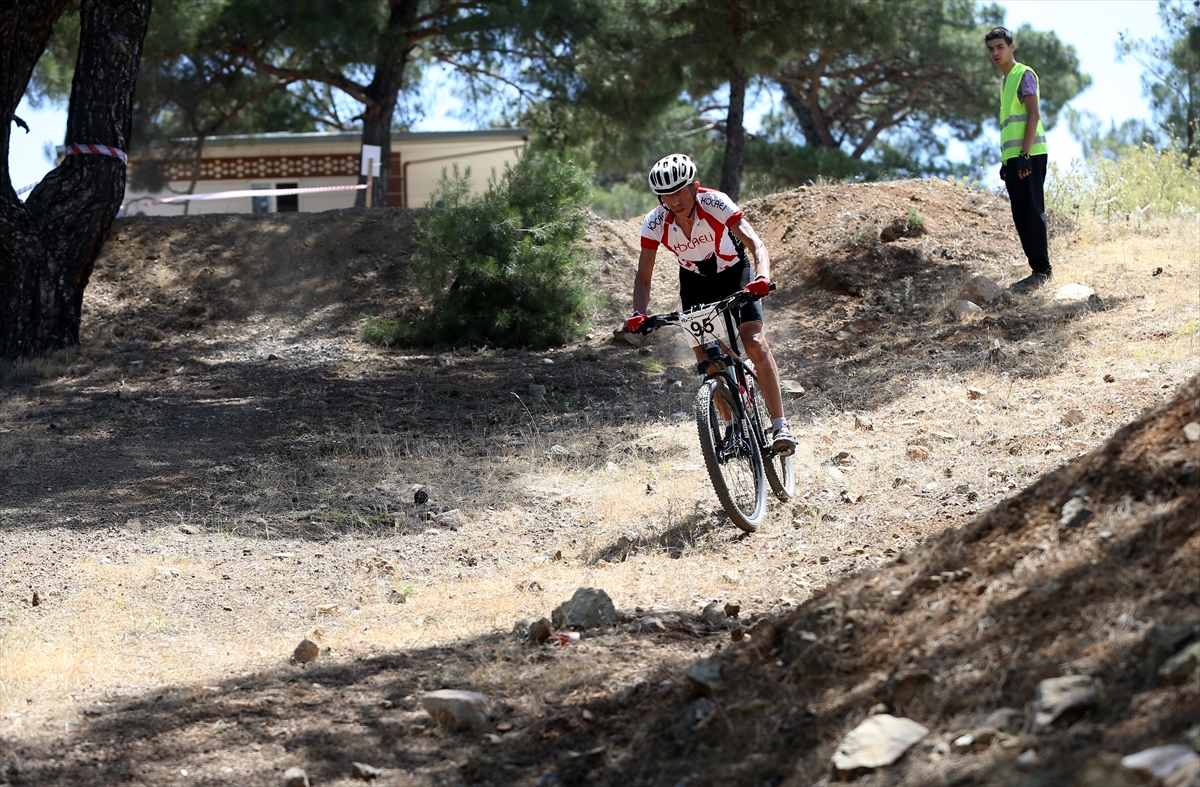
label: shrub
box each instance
[1047,140,1200,220]
[405,155,594,350]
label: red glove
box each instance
[745,276,771,296]
[626,312,646,333]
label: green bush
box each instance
[390,154,594,350]
[1047,140,1200,220]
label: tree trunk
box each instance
[1,0,152,358]
[719,65,747,202]
[353,0,419,208]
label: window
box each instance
[251,184,270,215]
[276,182,299,212]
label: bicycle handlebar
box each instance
[635,281,776,334]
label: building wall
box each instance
[122,131,528,216]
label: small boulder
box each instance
[292,639,320,664]
[527,617,553,646]
[665,366,691,384]
[552,588,618,630]
[1159,641,1200,685]
[1121,745,1199,782]
[282,766,310,787]
[433,509,465,530]
[959,275,1003,304]
[701,602,727,627]
[831,714,928,775]
[350,761,383,781]
[1031,675,1097,731]
[423,689,491,731]
[684,657,723,696]
[953,300,983,322]
[1054,283,1096,302]
[1185,422,1200,442]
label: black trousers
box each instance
[1001,154,1051,275]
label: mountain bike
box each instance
[637,287,796,532]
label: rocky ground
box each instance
[0,179,1197,786]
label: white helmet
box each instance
[648,153,697,195]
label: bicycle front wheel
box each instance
[695,379,767,532]
[751,382,796,501]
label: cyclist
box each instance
[626,153,796,457]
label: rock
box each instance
[386,588,408,604]
[292,639,319,664]
[351,761,383,780]
[684,657,723,696]
[1059,497,1094,529]
[1031,675,1098,731]
[1062,408,1086,426]
[548,444,570,457]
[701,602,727,627]
[413,486,428,505]
[906,445,930,460]
[613,327,653,347]
[831,714,928,775]
[724,602,741,618]
[551,588,618,630]
[1017,749,1039,769]
[779,379,805,397]
[1054,283,1096,302]
[640,615,666,631]
[1159,641,1200,684]
[527,617,553,645]
[959,275,1003,304]
[1122,745,1199,782]
[1185,422,1200,442]
[665,366,691,383]
[982,707,1023,733]
[433,509,465,530]
[967,387,987,399]
[953,300,983,322]
[423,689,491,731]
[282,766,310,787]
[528,384,547,405]
[1073,752,1149,787]
[672,697,716,741]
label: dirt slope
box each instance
[0,179,1196,787]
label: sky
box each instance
[7,0,1170,195]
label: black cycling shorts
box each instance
[678,258,764,325]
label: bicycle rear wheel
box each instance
[751,381,796,501]
[695,378,766,532]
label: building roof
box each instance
[168,128,530,147]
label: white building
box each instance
[115,128,529,216]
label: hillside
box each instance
[0,178,1196,786]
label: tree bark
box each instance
[354,0,419,208]
[719,65,747,202]
[1,0,152,358]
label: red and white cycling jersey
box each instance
[640,187,744,274]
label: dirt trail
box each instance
[0,179,1196,786]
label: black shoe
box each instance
[1009,272,1051,292]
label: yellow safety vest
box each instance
[999,62,1048,162]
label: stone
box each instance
[423,689,491,731]
[1058,497,1094,529]
[959,274,1003,304]
[1159,641,1200,684]
[292,639,319,664]
[981,707,1023,733]
[434,509,465,530]
[831,714,928,774]
[968,387,987,399]
[1062,408,1086,426]
[1031,675,1097,731]
[351,761,383,780]
[1185,422,1200,442]
[780,379,805,396]
[684,657,723,696]
[1122,745,1199,781]
[1054,283,1096,302]
[614,327,653,347]
[552,588,618,630]
[906,445,930,460]
[527,617,553,645]
[701,602,727,627]
[724,602,741,618]
[282,766,310,787]
[953,300,983,322]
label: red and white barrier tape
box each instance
[16,181,39,195]
[64,143,129,164]
[138,183,367,205]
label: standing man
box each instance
[626,153,796,456]
[986,26,1053,292]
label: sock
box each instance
[772,417,786,432]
